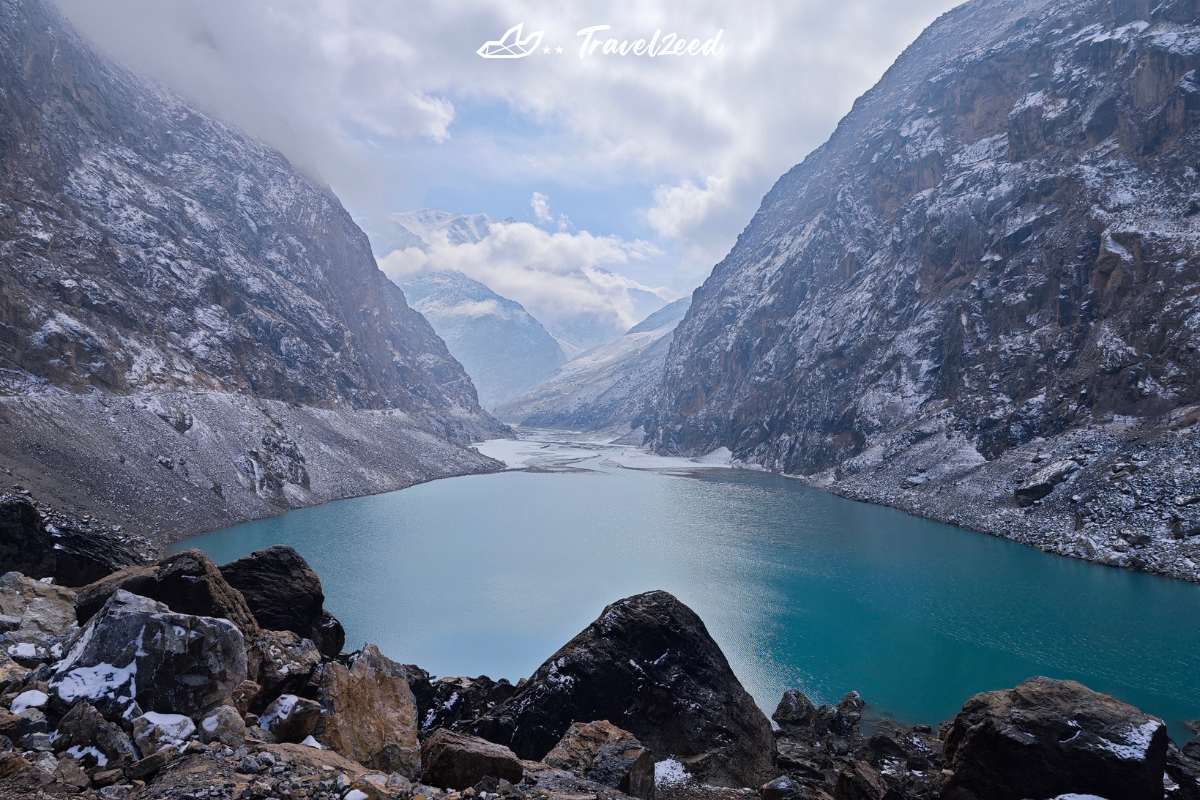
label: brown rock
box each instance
[834,760,889,800]
[51,754,91,792]
[943,677,1168,800]
[230,679,261,716]
[0,750,31,778]
[198,704,245,746]
[53,700,137,765]
[421,728,524,791]
[543,720,654,799]
[318,644,419,776]
[127,746,177,781]
[0,571,78,666]
[89,768,123,788]
[74,549,259,637]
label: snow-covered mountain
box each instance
[0,0,504,539]
[398,271,567,409]
[644,0,1200,580]
[354,209,509,255]
[495,297,690,433]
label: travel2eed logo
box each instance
[477,23,725,59]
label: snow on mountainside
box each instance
[496,297,690,433]
[354,209,509,255]
[0,0,505,542]
[398,270,567,409]
[646,0,1200,581]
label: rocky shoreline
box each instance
[796,408,1200,585]
[0,518,1198,800]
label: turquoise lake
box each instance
[172,438,1200,743]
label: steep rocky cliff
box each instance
[647,0,1200,579]
[0,0,504,541]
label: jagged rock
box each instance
[49,590,246,719]
[51,753,90,792]
[260,694,321,744]
[543,720,654,799]
[230,680,262,717]
[199,705,245,747]
[420,728,524,790]
[74,549,259,637]
[132,712,196,758]
[817,693,866,738]
[0,653,30,693]
[412,673,519,735]
[1015,461,1081,507]
[127,746,177,780]
[53,700,137,766]
[219,546,345,657]
[774,690,818,730]
[762,775,804,800]
[469,591,775,788]
[0,497,143,587]
[318,644,419,776]
[0,571,78,667]
[834,760,890,800]
[943,677,1168,800]
[250,629,321,710]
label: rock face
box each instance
[420,728,524,791]
[398,271,567,409]
[48,590,246,719]
[218,546,343,656]
[317,644,420,777]
[469,591,775,788]
[0,571,78,668]
[0,0,504,542]
[407,670,518,736]
[496,298,691,435]
[0,497,145,587]
[645,0,1200,580]
[543,721,655,799]
[74,549,259,636]
[942,677,1169,800]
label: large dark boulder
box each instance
[469,590,775,788]
[219,546,344,656]
[74,549,260,637]
[943,677,1169,800]
[48,590,247,720]
[421,728,524,791]
[0,496,144,587]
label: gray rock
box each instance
[761,775,803,800]
[1015,461,1081,507]
[249,629,321,710]
[0,571,78,668]
[53,700,137,767]
[259,694,321,744]
[48,590,246,719]
[132,712,196,758]
[773,690,817,730]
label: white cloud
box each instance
[647,175,732,241]
[378,222,674,340]
[531,192,553,224]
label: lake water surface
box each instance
[172,433,1200,742]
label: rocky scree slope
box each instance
[397,271,567,410]
[496,297,690,434]
[646,0,1200,581]
[0,0,505,541]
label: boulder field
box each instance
[0,546,1197,800]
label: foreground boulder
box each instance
[219,545,345,656]
[74,549,260,637]
[53,700,138,767]
[0,571,77,666]
[943,677,1168,800]
[318,644,419,776]
[48,590,247,719]
[470,591,775,787]
[421,728,524,790]
[544,720,654,799]
[250,629,322,710]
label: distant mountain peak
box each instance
[355,209,514,257]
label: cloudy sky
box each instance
[55,0,961,332]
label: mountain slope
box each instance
[0,0,504,542]
[647,0,1200,580]
[497,297,690,432]
[397,271,566,409]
